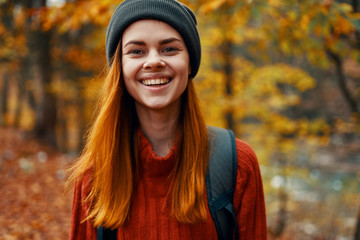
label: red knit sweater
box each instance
[69,132,267,239]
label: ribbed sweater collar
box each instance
[138,130,176,178]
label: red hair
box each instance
[67,42,209,228]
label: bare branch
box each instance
[326,49,359,116]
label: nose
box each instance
[143,51,166,70]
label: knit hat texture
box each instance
[106,0,201,78]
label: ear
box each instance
[188,64,192,76]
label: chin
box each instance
[143,99,178,111]
[145,103,169,110]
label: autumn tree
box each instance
[0,0,57,146]
[193,0,360,238]
[1,0,114,150]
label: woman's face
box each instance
[122,19,190,112]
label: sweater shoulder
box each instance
[233,139,267,239]
[235,138,260,182]
[74,167,93,202]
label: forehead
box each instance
[122,19,183,42]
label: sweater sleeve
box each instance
[233,139,267,239]
[69,170,97,240]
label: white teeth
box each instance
[141,78,170,86]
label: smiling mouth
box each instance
[140,78,172,86]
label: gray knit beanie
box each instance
[105,0,201,78]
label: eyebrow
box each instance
[159,38,182,45]
[123,40,145,48]
[123,38,182,48]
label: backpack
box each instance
[97,126,239,240]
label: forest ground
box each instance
[0,127,73,240]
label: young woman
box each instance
[69,0,267,239]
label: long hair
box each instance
[67,41,209,228]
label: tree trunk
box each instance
[223,37,234,131]
[355,207,360,240]
[272,189,287,237]
[0,1,14,126]
[326,49,359,116]
[270,155,288,237]
[28,0,57,147]
[32,29,57,147]
[353,0,360,50]
[14,57,31,128]
[0,72,10,126]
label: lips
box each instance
[140,78,172,86]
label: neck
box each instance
[135,101,181,157]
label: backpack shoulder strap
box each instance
[97,225,117,240]
[206,126,239,240]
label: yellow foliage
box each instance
[204,27,225,46]
[334,118,359,134]
[198,0,229,14]
[308,119,330,136]
[82,77,104,100]
[287,11,297,22]
[268,0,282,8]
[243,28,259,41]
[271,114,298,135]
[336,3,353,13]
[332,15,355,36]
[300,14,311,32]
[14,6,26,28]
[49,79,78,101]
[42,0,115,32]
[19,101,35,130]
[63,46,104,71]
[233,7,250,26]
[248,64,316,94]
[0,23,6,36]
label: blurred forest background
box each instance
[0,0,360,239]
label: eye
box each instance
[127,49,145,55]
[161,46,179,54]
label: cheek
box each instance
[121,62,135,92]
[177,59,190,91]
[177,75,188,96]
[121,59,132,79]
[121,60,138,81]
[174,57,190,76]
